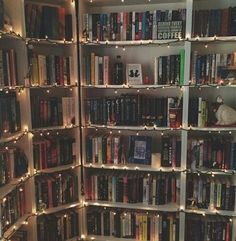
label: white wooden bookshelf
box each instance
[0,0,81,240]
[79,0,236,240]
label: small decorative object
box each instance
[3,13,13,32]
[126,63,142,85]
[217,66,236,85]
[212,96,236,125]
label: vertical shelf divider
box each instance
[179,0,193,240]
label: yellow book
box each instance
[142,215,147,241]
[168,216,174,241]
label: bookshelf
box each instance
[0,0,81,240]
[1,0,236,240]
[79,0,236,240]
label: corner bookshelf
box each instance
[79,0,236,241]
[0,0,81,240]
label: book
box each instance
[0,93,21,137]
[1,185,26,233]
[25,3,72,40]
[35,171,78,210]
[128,135,152,165]
[86,171,179,205]
[87,209,179,240]
[186,174,235,211]
[37,210,79,241]
[0,0,4,30]
[84,10,186,41]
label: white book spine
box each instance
[132,12,135,41]
[152,10,157,40]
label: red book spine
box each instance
[221,9,229,36]
[58,7,65,40]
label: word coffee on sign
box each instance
[157,21,183,40]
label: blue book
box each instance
[128,135,152,165]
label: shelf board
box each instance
[189,84,236,88]
[28,84,77,89]
[189,127,236,132]
[0,175,29,199]
[84,163,182,173]
[185,208,236,217]
[190,36,236,42]
[86,201,179,212]
[85,0,185,6]
[0,85,25,91]
[187,168,235,176]
[38,201,83,215]
[86,235,135,241]
[3,213,31,239]
[82,84,181,89]
[82,39,184,46]
[31,125,78,133]
[37,163,77,174]
[0,30,23,41]
[86,124,181,131]
[26,37,75,46]
[0,131,25,144]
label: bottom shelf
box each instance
[2,213,31,239]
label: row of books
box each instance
[192,7,236,37]
[187,138,236,170]
[84,51,236,87]
[185,215,232,241]
[31,96,75,128]
[86,135,150,165]
[83,9,186,41]
[83,53,109,86]
[37,210,79,241]
[188,97,209,127]
[191,51,236,85]
[33,137,76,170]
[0,49,18,87]
[86,134,181,167]
[85,172,180,205]
[0,93,21,138]
[1,185,26,232]
[87,209,179,241]
[84,95,182,127]
[186,176,235,211]
[11,230,27,241]
[29,54,73,86]
[0,148,28,186]
[161,135,181,167]
[35,171,78,211]
[25,3,72,40]
[84,51,185,86]
[154,50,185,85]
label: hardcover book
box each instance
[128,135,152,165]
